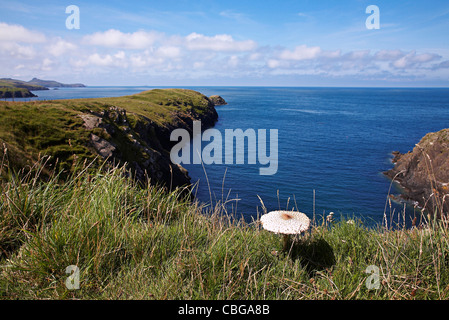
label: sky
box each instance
[1,0,449,86]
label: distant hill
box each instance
[27,78,86,88]
[0,78,48,98]
[0,78,48,91]
[0,78,86,98]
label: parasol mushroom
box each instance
[260,210,310,252]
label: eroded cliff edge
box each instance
[0,89,226,191]
[384,128,449,216]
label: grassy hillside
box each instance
[0,79,48,91]
[1,162,448,300]
[0,79,47,98]
[0,78,84,98]
[0,88,216,182]
[27,78,85,87]
[0,87,37,98]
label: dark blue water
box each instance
[12,86,449,226]
[180,87,449,226]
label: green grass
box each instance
[0,88,214,179]
[0,79,48,98]
[0,101,93,176]
[0,79,47,91]
[1,160,448,300]
[0,87,35,98]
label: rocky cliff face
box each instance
[0,89,223,192]
[0,88,37,98]
[78,92,220,190]
[209,95,227,106]
[384,129,449,216]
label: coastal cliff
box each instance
[0,88,37,98]
[384,128,449,216]
[0,78,47,98]
[0,78,85,98]
[209,95,227,106]
[0,89,225,190]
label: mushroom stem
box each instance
[282,234,290,252]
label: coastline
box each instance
[384,128,449,218]
[0,88,225,192]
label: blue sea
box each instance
[12,86,449,226]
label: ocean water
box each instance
[12,86,449,226]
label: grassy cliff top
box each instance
[0,88,213,124]
[0,88,215,177]
[0,79,47,91]
[0,79,47,98]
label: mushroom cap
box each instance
[260,210,310,235]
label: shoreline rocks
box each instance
[384,128,449,216]
[0,89,37,98]
[209,95,227,106]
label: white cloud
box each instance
[433,60,449,70]
[73,52,129,68]
[266,45,446,80]
[345,50,370,60]
[279,45,322,61]
[228,55,239,67]
[114,51,126,60]
[193,61,205,69]
[47,39,77,57]
[185,32,256,52]
[0,23,46,60]
[83,29,161,49]
[156,46,181,59]
[41,58,54,71]
[128,51,163,68]
[87,53,114,66]
[374,50,404,61]
[1,22,447,85]
[129,54,148,68]
[392,51,441,69]
[0,22,46,43]
[320,49,341,59]
[267,59,281,68]
[0,42,36,59]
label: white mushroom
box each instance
[260,210,310,251]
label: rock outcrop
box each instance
[384,129,449,216]
[78,90,221,190]
[209,95,227,106]
[0,88,37,98]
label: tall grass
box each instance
[1,159,449,300]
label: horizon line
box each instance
[69,85,449,89]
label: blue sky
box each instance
[1,0,449,86]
